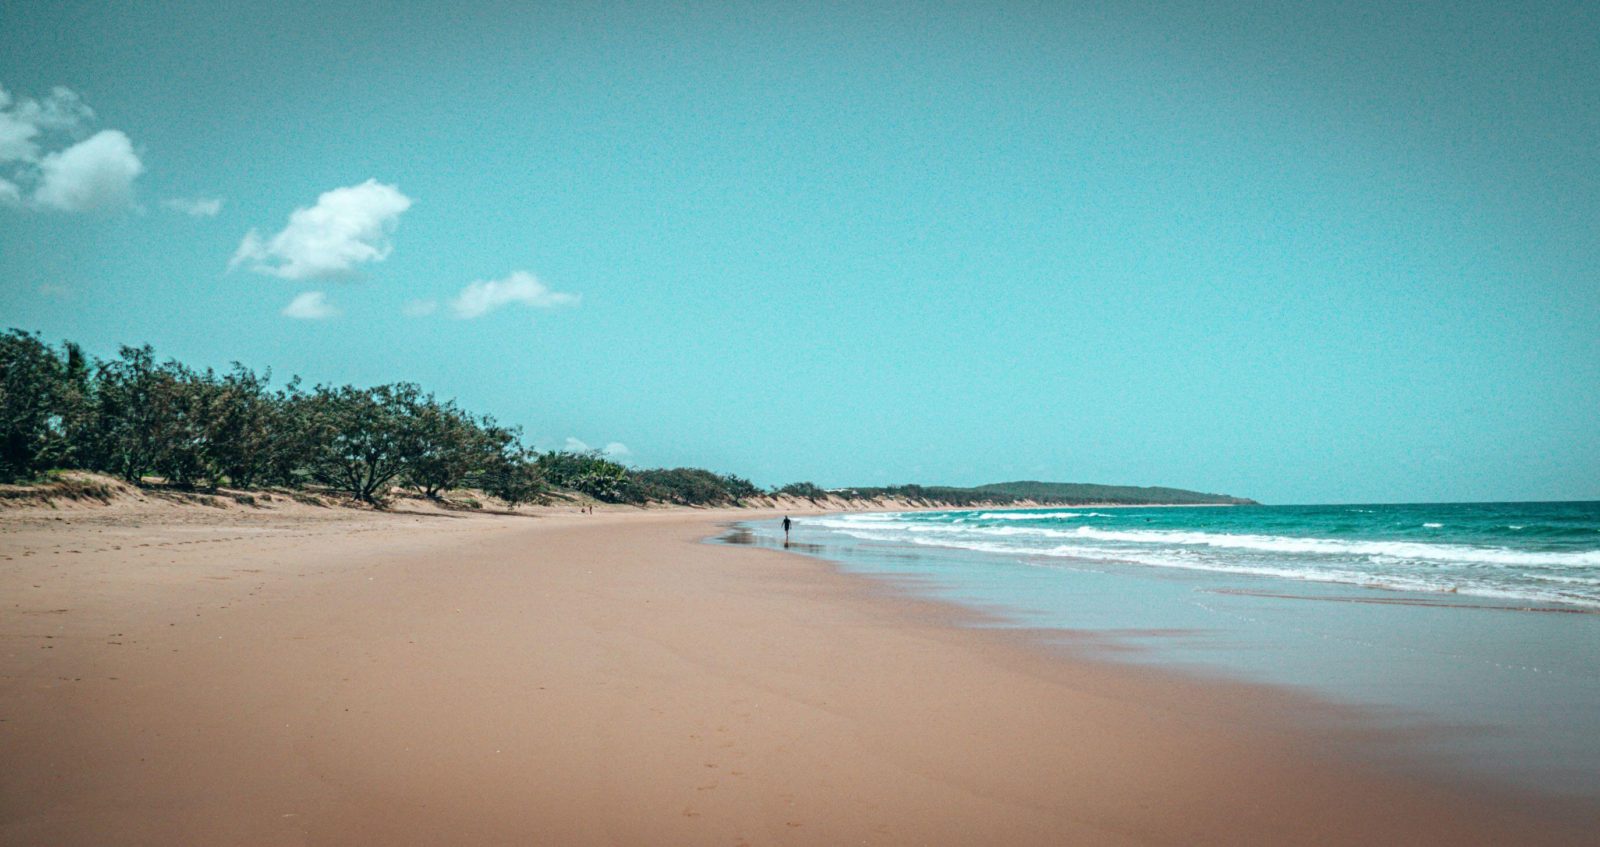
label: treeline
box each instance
[0,329,758,508]
[3,329,1255,510]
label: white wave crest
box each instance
[814,517,1600,568]
[825,531,1600,609]
[972,511,1094,521]
[1054,527,1600,568]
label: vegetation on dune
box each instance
[628,467,761,506]
[2,328,1253,508]
[772,481,828,501]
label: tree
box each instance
[85,345,166,483]
[302,383,426,503]
[199,364,280,489]
[480,445,545,509]
[52,341,94,471]
[258,378,318,488]
[147,360,213,488]
[0,330,67,482]
[405,398,504,499]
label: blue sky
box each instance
[2,1,1596,504]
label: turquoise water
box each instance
[811,502,1600,609]
[729,502,1600,796]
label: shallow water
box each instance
[724,503,1600,797]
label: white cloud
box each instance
[450,270,579,319]
[563,437,591,453]
[231,179,412,279]
[0,85,94,164]
[402,298,439,317]
[0,103,39,164]
[163,196,223,217]
[12,86,93,133]
[1,86,140,213]
[31,130,144,211]
[281,291,339,320]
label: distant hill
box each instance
[975,481,1256,506]
[822,481,1256,507]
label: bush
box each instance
[537,450,631,502]
[774,481,827,501]
[630,467,761,506]
[479,447,546,509]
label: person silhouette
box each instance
[781,515,792,545]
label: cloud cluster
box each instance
[232,179,412,279]
[8,83,588,330]
[0,85,144,212]
[450,270,579,318]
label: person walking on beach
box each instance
[782,515,792,545]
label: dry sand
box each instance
[2,502,1594,845]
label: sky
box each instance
[1,1,1596,504]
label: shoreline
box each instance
[2,505,1593,844]
[735,511,1600,798]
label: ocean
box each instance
[809,501,1600,609]
[726,501,1600,796]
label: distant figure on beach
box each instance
[782,516,792,545]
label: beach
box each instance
[2,504,1594,845]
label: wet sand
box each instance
[1,505,1593,845]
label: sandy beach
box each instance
[2,504,1593,846]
